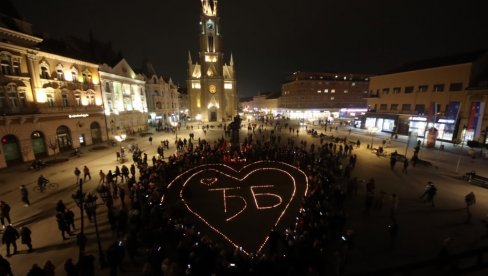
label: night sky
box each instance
[11,0,488,97]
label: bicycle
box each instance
[33,181,59,193]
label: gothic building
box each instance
[187,0,237,122]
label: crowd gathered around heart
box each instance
[13,120,365,275]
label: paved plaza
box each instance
[0,120,488,275]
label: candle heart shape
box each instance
[165,161,308,255]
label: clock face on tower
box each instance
[209,84,217,94]
[207,21,214,30]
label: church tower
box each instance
[187,0,237,122]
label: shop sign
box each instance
[68,114,89,118]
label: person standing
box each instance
[56,213,70,240]
[83,166,91,182]
[0,201,11,229]
[2,225,19,257]
[390,155,397,170]
[20,226,33,253]
[465,192,476,224]
[64,209,76,232]
[402,159,409,174]
[119,187,126,208]
[20,185,30,206]
[74,167,81,184]
[426,184,437,207]
[56,200,66,214]
[148,136,153,145]
[0,254,13,275]
[99,170,106,185]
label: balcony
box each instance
[41,79,96,91]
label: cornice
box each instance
[0,27,43,44]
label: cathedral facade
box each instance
[187,0,237,122]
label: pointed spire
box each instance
[230,52,234,65]
[201,0,217,16]
[188,51,192,64]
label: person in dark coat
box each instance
[64,209,76,231]
[20,185,30,206]
[56,213,70,240]
[56,200,66,214]
[2,225,19,257]
[64,258,78,276]
[20,226,33,252]
[119,187,126,207]
[0,201,12,229]
[0,254,13,275]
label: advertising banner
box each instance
[446,101,461,120]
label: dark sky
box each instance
[11,0,488,97]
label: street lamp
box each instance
[72,180,86,262]
[84,193,107,268]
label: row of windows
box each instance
[376,82,463,95]
[378,103,445,113]
[155,102,177,109]
[40,65,93,83]
[0,59,21,76]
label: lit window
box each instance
[46,93,55,107]
[330,97,335,100]
[324,89,329,93]
[352,82,356,86]
[317,90,321,93]
[12,61,20,75]
[433,84,444,92]
[57,69,64,80]
[40,66,50,79]
[62,94,69,107]
[224,83,233,89]
[75,94,81,106]
[331,89,335,93]
[344,90,348,93]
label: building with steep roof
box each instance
[187,0,237,122]
[99,59,148,137]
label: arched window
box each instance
[75,92,81,106]
[82,70,92,83]
[39,61,50,79]
[86,90,95,105]
[46,89,55,107]
[71,67,79,82]
[156,101,162,109]
[56,64,64,80]
[61,89,69,107]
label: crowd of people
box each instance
[1,119,475,275]
[85,120,362,275]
